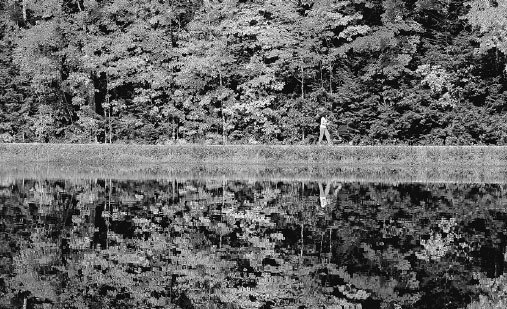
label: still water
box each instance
[1,177,506,309]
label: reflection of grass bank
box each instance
[1,143,507,165]
[1,162,507,184]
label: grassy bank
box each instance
[1,143,507,165]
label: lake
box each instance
[1,171,506,309]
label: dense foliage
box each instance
[1,178,507,308]
[0,0,506,144]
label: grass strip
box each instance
[1,143,507,165]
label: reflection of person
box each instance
[319,181,342,208]
[318,115,332,145]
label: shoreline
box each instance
[1,143,507,166]
[0,161,505,184]
[1,143,507,183]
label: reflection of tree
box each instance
[2,180,507,308]
[330,183,507,309]
[466,273,507,309]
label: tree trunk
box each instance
[108,110,112,143]
[320,61,324,89]
[329,64,333,94]
[88,80,96,109]
[222,111,226,145]
[219,71,226,145]
[106,73,112,143]
[104,109,108,143]
[22,0,27,24]
[172,118,176,140]
[300,64,304,99]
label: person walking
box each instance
[318,114,332,145]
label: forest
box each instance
[0,0,507,145]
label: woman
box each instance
[318,114,332,145]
